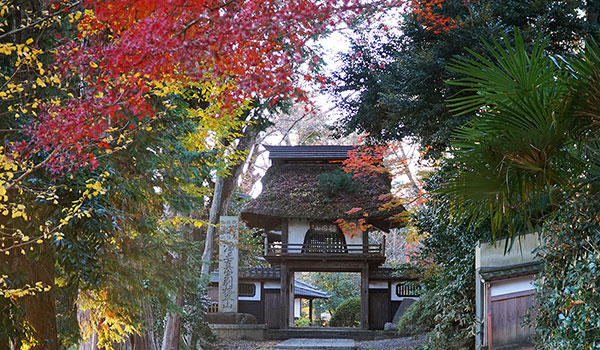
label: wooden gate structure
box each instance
[240,145,416,330]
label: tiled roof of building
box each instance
[209,268,280,283]
[368,267,418,280]
[240,267,280,279]
[479,261,542,281]
[210,267,415,283]
[294,280,330,299]
[209,268,329,299]
[264,145,355,160]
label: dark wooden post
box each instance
[309,299,313,326]
[264,234,269,256]
[282,219,288,247]
[361,261,369,329]
[362,229,368,254]
[289,270,295,327]
[281,263,289,329]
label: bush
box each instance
[532,196,600,349]
[396,169,491,349]
[396,292,435,337]
[317,169,360,196]
[294,318,311,327]
[329,297,360,327]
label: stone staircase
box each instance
[267,327,398,341]
[274,338,356,350]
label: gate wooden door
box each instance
[488,290,535,349]
[264,290,281,329]
[369,289,390,330]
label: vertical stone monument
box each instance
[218,216,239,313]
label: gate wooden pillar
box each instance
[360,261,369,329]
[280,263,294,329]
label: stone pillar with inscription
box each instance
[218,216,239,313]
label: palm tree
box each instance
[438,32,600,240]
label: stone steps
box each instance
[268,328,397,341]
[274,338,356,350]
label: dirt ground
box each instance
[210,335,427,350]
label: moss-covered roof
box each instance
[241,163,403,231]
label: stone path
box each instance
[274,338,356,350]
[212,335,426,350]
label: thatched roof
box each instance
[241,163,403,231]
[264,145,355,161]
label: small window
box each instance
[396,282,420,297]
[239,283,256,297]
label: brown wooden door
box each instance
[489,290,535,349]
[264,290,281,329]
[368,289,390,330]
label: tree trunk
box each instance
[18,242,58,350]
[200,125,259,277]
[160,291,183,350]
[77,306,99,350]
[131,303,159,350]
[200,177,224,277]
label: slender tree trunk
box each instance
[200,125,259,278]
[131,303,158,350]
[396,143,421,196]
[77,306,99,350]
[200,177,224,277]
[160,290,183,350]
[189,333,200,350]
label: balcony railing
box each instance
[264,242,385,257]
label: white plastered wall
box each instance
[475,233,541,270]
[288,218,310,253]
[490,276,534,296]
[390,281,419,301]
[345,229,363,254]
[294,298,302,318]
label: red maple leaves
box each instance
[23,0,397,173]
[409,0,477,33]
[18,0,468,173]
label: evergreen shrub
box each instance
[329,297,360,327]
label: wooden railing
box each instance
[264,242,385,256]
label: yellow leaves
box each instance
[35,77,46,88]
[25,38,34,45]
[0,43,17,55]
[165,215,209,230]
[90,62,99,68]
[86,179,105,196]
[78,291,141,350]
[0,275,51,299]
[68,10,83,24]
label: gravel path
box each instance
[211,335,426,350]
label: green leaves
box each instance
[317,169,361,196]
[533,195,600,349]
[440,31,600,239]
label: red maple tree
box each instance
[22,0,402,173]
